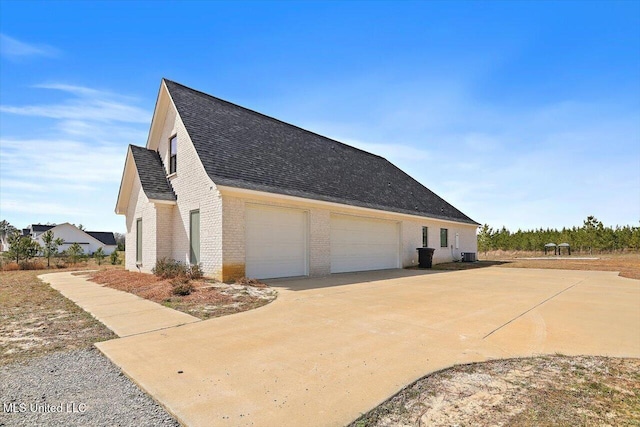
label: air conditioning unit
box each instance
[461,252,477,262]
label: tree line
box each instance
[477,216,640,254]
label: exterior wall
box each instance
[151,101,223,279]
[401,220,477,266]
[34,223,114,255]
[221,196,246,280]
[125,174,158,273]
[220,190,478,280]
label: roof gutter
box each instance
[216,185,479,227]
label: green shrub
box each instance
[153,257,187,279]
[109,251,121,265]
[93,247,106,265]
[66,243,84,265]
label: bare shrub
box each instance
[171,280,194,296]
[187,264,204,280]
[1,261,20,271]
[18,259,46,270]
[152,258,187,279]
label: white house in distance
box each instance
[115,79,479,281]
[19,223,117,255]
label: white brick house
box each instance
[115,79,479,281]
[18,223,117,255]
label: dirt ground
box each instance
[351,356,640,427]
[433,252,640,280]
[83,270,277,319]
[0,269,116,365]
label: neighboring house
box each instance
[19,223,117,255]
[115,79,479,281]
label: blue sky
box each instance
[1,0,639,233]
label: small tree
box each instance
[110,251,121,265]
[114,232,125,251]
[94,247,106,265]
[0,220,18,243]
[5,234,41,265]
[41,230,64,268]
[67,243,84,264]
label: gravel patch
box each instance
[0,349,178,427]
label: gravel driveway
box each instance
[0,349,178,427]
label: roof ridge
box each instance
[162,78,385,160]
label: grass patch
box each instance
[0,269,116,365]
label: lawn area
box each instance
[432,252,640,280]
[351,355,640,427]
[0,268,116,365]
[80,269,277,320]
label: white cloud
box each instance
[0,82,150,232]
[0,82,150,123]
[0,199,91,217]
[302,90,640,230]
[0,99,149,123]
[0,34,59,60]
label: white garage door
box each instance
[246,205,308,279]
[331,214,400,273]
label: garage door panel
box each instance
[331,215,399,273]
[246,205,308,279]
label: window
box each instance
[422,226,428,247]
[440,228,448,248]
[136,218,142,263]
[190,210,200,264]
[169,135,177,174]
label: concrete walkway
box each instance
[89,267,640,427]
[39,271,200,337]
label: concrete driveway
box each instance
[96,267,640,427]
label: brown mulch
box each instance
[84,270,276,320]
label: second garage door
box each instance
[246,205,308,279]
[330,214,400,273]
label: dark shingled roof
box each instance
[129,145,176,202]
[87,231,117,246]
[164,79,478,225]
[31,224,54,233]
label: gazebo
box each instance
[544,243,557,255]
[558,242,571,255]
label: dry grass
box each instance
[432,252,640,280]
[351,355,640,427]
[83,270,276,320]
[0,269,116,365]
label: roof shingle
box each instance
[129,145,176,202]
[86,231,117,246]
[164,79,477,225]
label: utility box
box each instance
[416,247,435,268]
[461,252,477,262]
